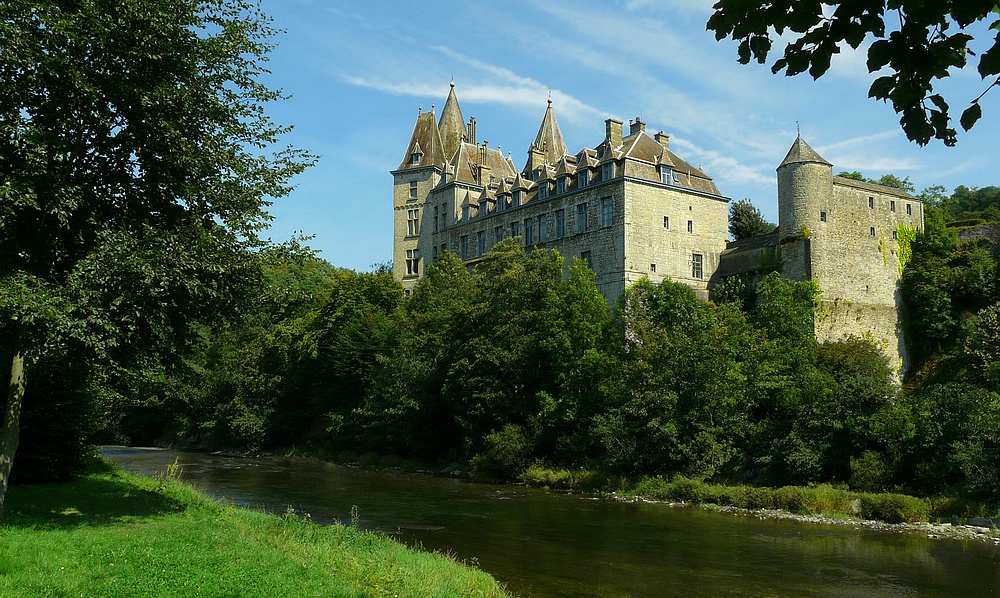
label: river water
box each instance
[102,447,1000,597]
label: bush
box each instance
[857,493,931,523]
[519,463,605,490]
[850,451,892,492]
[470,424,532,480]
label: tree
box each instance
[707,1,1000,146]
[836,172,914,193]
[729,198,776,240]
[0,0,312,515]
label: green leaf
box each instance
[961,102,983,131]
[869,76,895,100]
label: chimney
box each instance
[478,141,491,186]
[605,118,623,149]
[655,131,670,148]
[468,117,477,145]
[630,117,645,136]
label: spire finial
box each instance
[796,121,801,137]
[547,90,552,106]
[450,76,455,88]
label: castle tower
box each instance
[438,81,466,162]
[524,96,568,176]
[392,106,447,292]
[776,134,832,281]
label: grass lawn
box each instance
[0,468,509,597]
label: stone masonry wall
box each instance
[623,179,729,300]
[810,178,923,373]
[429,178,627,303]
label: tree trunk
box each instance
[0,322,26,518]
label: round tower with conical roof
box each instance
[776,135,832,280]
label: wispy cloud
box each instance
[340,46,606,124]
[670,134,775,188]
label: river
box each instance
[101,447,1000,597]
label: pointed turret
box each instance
[779,134,832,168]
[398,108,447,170]
[524,96,568,174]
[438,81,467,162]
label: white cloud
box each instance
[670,134,775,187]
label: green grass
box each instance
[0,469,509,597]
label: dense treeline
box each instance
[16,188,1000,509]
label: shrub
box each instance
[519,463,605,490]
[470,424,532,480]
[857,493,931,523]
[850,451,892,492]
[772,486,813,513]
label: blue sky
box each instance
[257,0,999,271]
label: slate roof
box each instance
[530,98,568,166]
[438,81,466,162]
[397,109,447,171]
[779,135,832,168]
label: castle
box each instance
[392,84,924,372]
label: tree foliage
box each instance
[729,198,776,240]
[0,0,312,513]
[707,1,1000,146]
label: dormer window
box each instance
[557,177,567,194]
[512,190,522,207]
[601,162,613,181]
[660,166,673,185]
[462,205,470,221]
[497,196,507,212]
[538,184,549,199]
[579,170,590,187]
[479,200,488,216]
[410,152,421,165]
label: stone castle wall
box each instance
[807,179,923,373]
[623,179,729,300]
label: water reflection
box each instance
[102,447,1000,597]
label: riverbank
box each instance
[0,467,510,597]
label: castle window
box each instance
[478,200,488,217]
[650,263,656,273]
[820,211,827,222]
[433,206,439,232]
[601,197,613,227]
[409,181,418,199]
[869,196,874,209]
[460,236,469,260]
[687,220,693,233]
[557,177,567,194]
[410,152,420,165]
[442,204,448,228]
[433,246,438,259]
[581,251,593,269]
[497,197,506,212]
[537,214,547,241]
[663,216,670,230]
[495,226,504,244]
[442,243,447,255]
[870,226,876,236]
[906,203,912,215]
[601,162,613,181]
[660,166,673,185]
[556,209,566,238]
[510,221,520,239]
[579,170,590,187]
[512,190,522,207]
[692,253,703,279]
[405,249,420,276]
[407,209,420,236]
[538,183,549,199]
[576,203,589,233]
[891,200,896,212]
[892,230,898,240]
[524,218,534,245]
[477,230,486,255]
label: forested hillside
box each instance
[14,188,1000,506]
